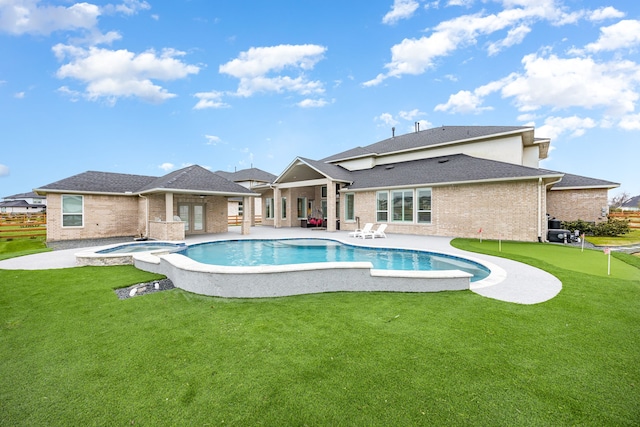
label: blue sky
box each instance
[1,0,639,199]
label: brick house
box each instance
[214,167,277,221]
[35,165,258,242]
[257,126,618,242]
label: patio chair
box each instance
[348,222,373,238]
[362,223,387,239]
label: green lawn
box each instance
[1,239,639,426]
[586,228,640,246]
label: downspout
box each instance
[138,194,149,239]
[538,177,563,242]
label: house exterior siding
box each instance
[341,180,542,242]
[546,188,609,223]
[46,194,139,242]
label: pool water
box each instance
[179,239,490,282]
[97,242,186,254]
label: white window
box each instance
[281,197,287,219]
[417,188,432,224]
[392,190,413,223]
[62,195,83,227]
[344,193,355,221]
[265,198,274,219]
[376,191,388,222]
[297,197,307,219]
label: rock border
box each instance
[114,278,175,300]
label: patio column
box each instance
[165,192,174,221]
[241,196,252,235]
[273,186,280,228]
[326,179,336,232]
[250,196,256,226]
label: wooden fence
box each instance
[228,215,262,225]
[609,211,640,229]
[0,213,47,240]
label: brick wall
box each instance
[342,180,543,242]
[46,193,139,242]
[546,188,609,223]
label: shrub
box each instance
[561,219,595,235]
[593,218,630,237]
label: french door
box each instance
[178,203,205,233]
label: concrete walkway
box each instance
[0,226,562,305]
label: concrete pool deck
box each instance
[0,226,562,304]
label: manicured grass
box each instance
[586,229,640,246]
[1,241,639,425]
[0,237,50,261]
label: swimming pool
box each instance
[180,239,490,282]
[98,242,186,254]
[75,241,186,266]
[132,237,495,298]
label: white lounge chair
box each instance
[348,222,373,238]
[362,223,387,239]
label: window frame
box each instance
[281,197,287,219]
[61,194,84,227]
[297,197,307,219]
[417,188,432,224]
[344,193,355,221]
[265,197,274,219]
[376,191,389,222]
[391,189,414,223]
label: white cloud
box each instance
[584,20,640,53]
[14,91,25,99]
[376,113,398,126]
[204,135,222,145]
[618,114,640,130]
[219,44,326,97]
[487,24,531,56]
[435,89,492,114]
[53,45,200,104]
[536,116,597,140]
[588,6,625,22]
[364,0,589,85]
[159,163,174,171]
[0,0,100,35]
[102,0,151,16]
[499,53,640,116]
[297,98,328,108]
[0,164,9,177]
[382,0,420,25]
[193,91,229,109]
[398,109,425,120]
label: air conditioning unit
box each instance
[548,229,571,243]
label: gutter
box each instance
[538,176,563,242]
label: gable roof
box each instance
[35,165,257,197]
[215,167,277,183]
[274,157,354,185]
[322,126,533,163]
[344,154,563,190]
[547,172,619,190]
[3,191,45,200]
[621,195,640,208]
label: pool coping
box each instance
[0,227,563,304]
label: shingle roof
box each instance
[0,199,44,208]
[4,191,45,200]
[345,154,563,190]
[36,171,157,194]
[622,195,640,208]
[297,157,355,182]
[322,126,532,162]
[138,165,255,195]
[547,172,619,189]
[35,165,256,196]
[214,167,277,183]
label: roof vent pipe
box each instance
[392,127,395,138]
